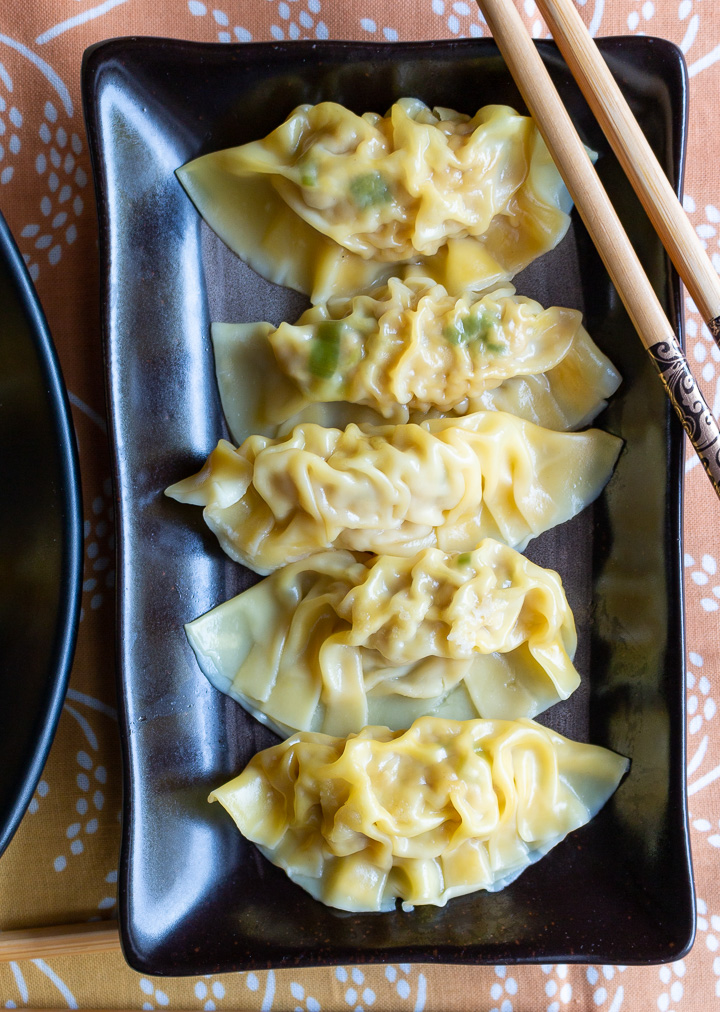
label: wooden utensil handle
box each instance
[534,0,720,329]
[649,341,720,492]
[0,920,120,961]
[476,0,720,500]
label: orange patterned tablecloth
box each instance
[2,1,720,1009]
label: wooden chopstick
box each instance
[0,919,120,961]
[476,0,720,499]
[534,0,720,339]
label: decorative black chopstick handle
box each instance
[648,340,720,496]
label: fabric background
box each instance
[1,0,719,1008]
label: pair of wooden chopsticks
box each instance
[477,0,720,499]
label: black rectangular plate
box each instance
[82,36,694,974]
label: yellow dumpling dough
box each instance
[185,541,580,737]
[177,99,576,301]
[224,100,539,261]
[210,716,628,911]
[270,280,581,415]
[211,278,621,441]
[165,412,622,574]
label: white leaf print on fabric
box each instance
[686,641,720,799]
[26,778,49,816]
[79,476,115,622]
[139,975,170,1009]
[289,980,322,1012]
[687,650,716,737]
[692,817,720,848]
[584,965,627,1012]
[379,966,426,1010]
[192,978,227,1011]
[696,899,720,997]
[0,54,87,281]
[7,960,29,1005]
[688,41,720,76]
[0,33,72,113]
[32,959,78,1008]
[189,0,327,42]
[35,0,130,47]
[540,964,577,1012]
[487,964,519,1011]
[0,88,21,189]
[425,0,487,37]
[657,958,687,1009]
[685,551,720,612]
[26,99,87,278]
[187,0,252,43]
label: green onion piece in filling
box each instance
[463,312,490,342]
[349,172,391,209]
[456,553,472,566]
[298,158,318,187]
[308,320,343,379]
[443,309,505,353]
[443,323,462,345]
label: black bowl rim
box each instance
[0,210,84,858]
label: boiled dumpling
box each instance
[177,99,575,302]
[269,280,579,416]
[210,715,628,911]
[186,541,579,737]
[211,277,621,442]
[165,412,622,574]
[208,100,546,262]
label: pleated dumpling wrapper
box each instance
[209,716,629,912]
[165,412,623,574]
[186,541,579,737]
[176,99,575,302]
[213,277,622,443]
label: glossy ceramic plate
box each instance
[0,210,82,858]
[83,36,693,974]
